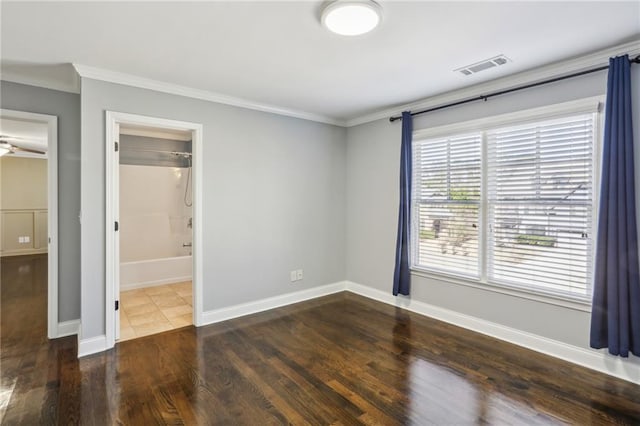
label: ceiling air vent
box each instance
[455,55,511,76]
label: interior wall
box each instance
[80,78,347,339]
[0,156,48,255]
[0,81,81,322]
[346,66,640,367]
[1,156,47,208]
[119,164,192,262]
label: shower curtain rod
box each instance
[389,54,640,123]
[121,147,192,156]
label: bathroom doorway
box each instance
[105,112,203,348]
[117,126,193,340]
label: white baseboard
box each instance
[345,281,640,385]
[57,319,80,337]
[0,248,48,257]
[76,276,640,383]
[78,335,108,358]
[120,275,192,291]
[201,281,347,326]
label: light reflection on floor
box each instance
[406,357,565,425]
[0,377,18,421]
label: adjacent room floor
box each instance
[1,254,48,421]
[119,282,193,341]
[2,254,640,424]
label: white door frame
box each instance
[105,111,204,349]
[0,109,59,339]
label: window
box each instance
[411,100,599,301]
[413,133,481,278]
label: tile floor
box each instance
[119,281,192,341]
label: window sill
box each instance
[410,267,592,313]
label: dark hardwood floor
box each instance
[2,254,640,425]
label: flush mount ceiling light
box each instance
[321,0,382,36]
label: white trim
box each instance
[410,268,591,312]
[47,114,58,339]
[8,41,638,128]
[347,39,640,127]
[74,64,345,127]
[345,281,640,385]
[78,335,108,358]
[412,96,603,141]
[0,72,80,95]
[77,276,640,384]
[105,112,118,344]
[0,109,58,339]
[192,119,204,327]
[120,276,192,292]
[57,319,81,337]
[119,127,192,141]
[0,249,48,257]
[201,282,347,325]
[105,111,204,346]
[410,96,604,307]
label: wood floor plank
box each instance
[223,347,309,425]
[2,254,640,425]
[223,329,346,424]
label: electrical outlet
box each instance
[296,269,303,280]
[18,236,23,243]
[290,270,297,282]
[24,236,30,243]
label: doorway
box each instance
[0,109,58,339]
[105,112,203,348]
[117,125,193,340]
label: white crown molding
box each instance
[7,39,637,128]
[0,71,80,94]
[346,39,640,127]
[72,64,346,127]
[345,281,640,385]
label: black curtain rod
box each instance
[389,54,640,123]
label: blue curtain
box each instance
[590,55,640,357]
[393,111,413,296]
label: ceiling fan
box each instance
[0,135,46,156]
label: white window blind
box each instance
[487,114,595,297]
[411,101,598,301]
[412,133,481,278]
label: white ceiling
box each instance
[1,1,639,123]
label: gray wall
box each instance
[346,66,640,359]
[80,78,346,339]
[0,81,81,322]
[5,60,637,364]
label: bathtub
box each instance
[120,255,192,291]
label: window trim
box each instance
[410,268,592,312]
[410,96,604,306]
[413,97,603,141]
